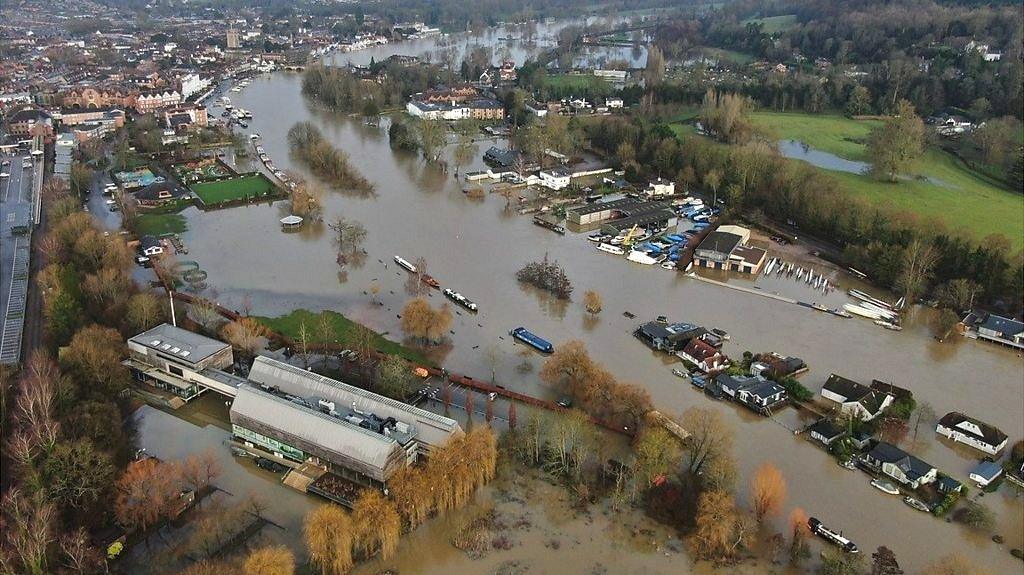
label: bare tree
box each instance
[750,462,787,523]
[583,290,603,315]
[221,317,268,361]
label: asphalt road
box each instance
[0,154,34,364]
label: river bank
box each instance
[122,40,1024,573]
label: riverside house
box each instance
[862,442,938,489]
[821,374,893,422]
[935,412,1008,455]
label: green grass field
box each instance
[190,174,278,205]
[256,309,431,365]
[748,112,1024,247]
[542,74,612,91]
[135,213,187,236]
[742,14,798,34]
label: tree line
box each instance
[287,122,373,192]
[583,111,1023,314]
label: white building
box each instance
[539,166,572,191]
[820,374,893,422]
[643,177,675,197]
[406,100,469,121]
[605,97,624,109]
[179,73,212,100]
[936,412,1008,455]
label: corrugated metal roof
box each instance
[129,323,230,365]
[230,384,401,477]
[247,356,462,447]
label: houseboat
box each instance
[808,517,859,553]
[510,327,554,354]
[394,255,417,273]
[533,216,566,235]
[443,288,478,312]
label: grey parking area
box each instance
[0,154,34,364]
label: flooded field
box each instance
[133,57,1024,573]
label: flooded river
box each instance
[143,55,1024,572]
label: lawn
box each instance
[135,212,187,236]
[748,111,1024,247]
[190,173,278,205]
[742,14,798,34]
[256,309,431,366]
[542,74,612,91]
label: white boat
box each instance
[903,496,930,512]
[661,261,676,270]
[843,303,886,320]
[874,320,903,331]
[860,301,899,321]
[596,243,625,255]
[627,250,658,265]
[871,478,900,495]
[848,289,895,311]
[443,288,478,312]
[394,255,417,273]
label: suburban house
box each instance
[821,374,893,422]
[139,236,164,257]
[808,419,845,446]
[134,181,188,206]
[751,352,807,379]
[715,374,787,414]
[862,442,938,489]
[642,178,675,197]
[935,411,1008,455]
[678,338,729,373]
[125,323,240,401]
[869,380,913,404]
[960,311,1024,349]
[633,321,703,352]
[539,166,572,191]
[692,225,767,274]
[968,461,1003,488]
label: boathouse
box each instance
[959,311,1024,349]
[692,225,766,274]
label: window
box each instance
[168,365,184,377]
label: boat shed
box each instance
[600,209,678,235]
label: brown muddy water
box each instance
[134,66,1024,573]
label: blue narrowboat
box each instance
[510,327,554,353]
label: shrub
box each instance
[778,376,813,402]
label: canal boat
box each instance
[596,243,625,256]
[394,255,417,273]
[808,517,859,554]
[830,308,853,319]
[533,216,566,235]
[510,327,554,354]
[810,302,830,313]
[671,368,689,379]
[420,274,440,289]
[443,288,478,312]
[903,496,930,512]
[871,478,900,495]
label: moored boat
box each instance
[420,274,440,289]
[874,320,903,331]
[808,517,859,553]
[843,303,886,320]
[903,496,930,512]
[443,288,477,312]
[596,243,625,255]
[394,255,417,273]
[871,478,900,495]
[510,327,554,353]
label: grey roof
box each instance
[129,323,229,364]
[696,231,742,256]
[247,356,461,447]
[809,419,844,439]
[977,313,1024,336]
[970,461,1002,481]
[230,384,402,481]
[867,442,935,481]
[568,197,640,216]
[823,374,869,401]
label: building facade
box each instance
[125,323,239,400]
[935,412,1008,455]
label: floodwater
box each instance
[777,140,869,174]
[145,60,1024,573]
[327,16,648,70]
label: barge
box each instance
[533,216,566,235]
[443,288,478,312]
[808,517,859,554]
[510,327,554,353]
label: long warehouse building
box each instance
[230,356,462,486]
